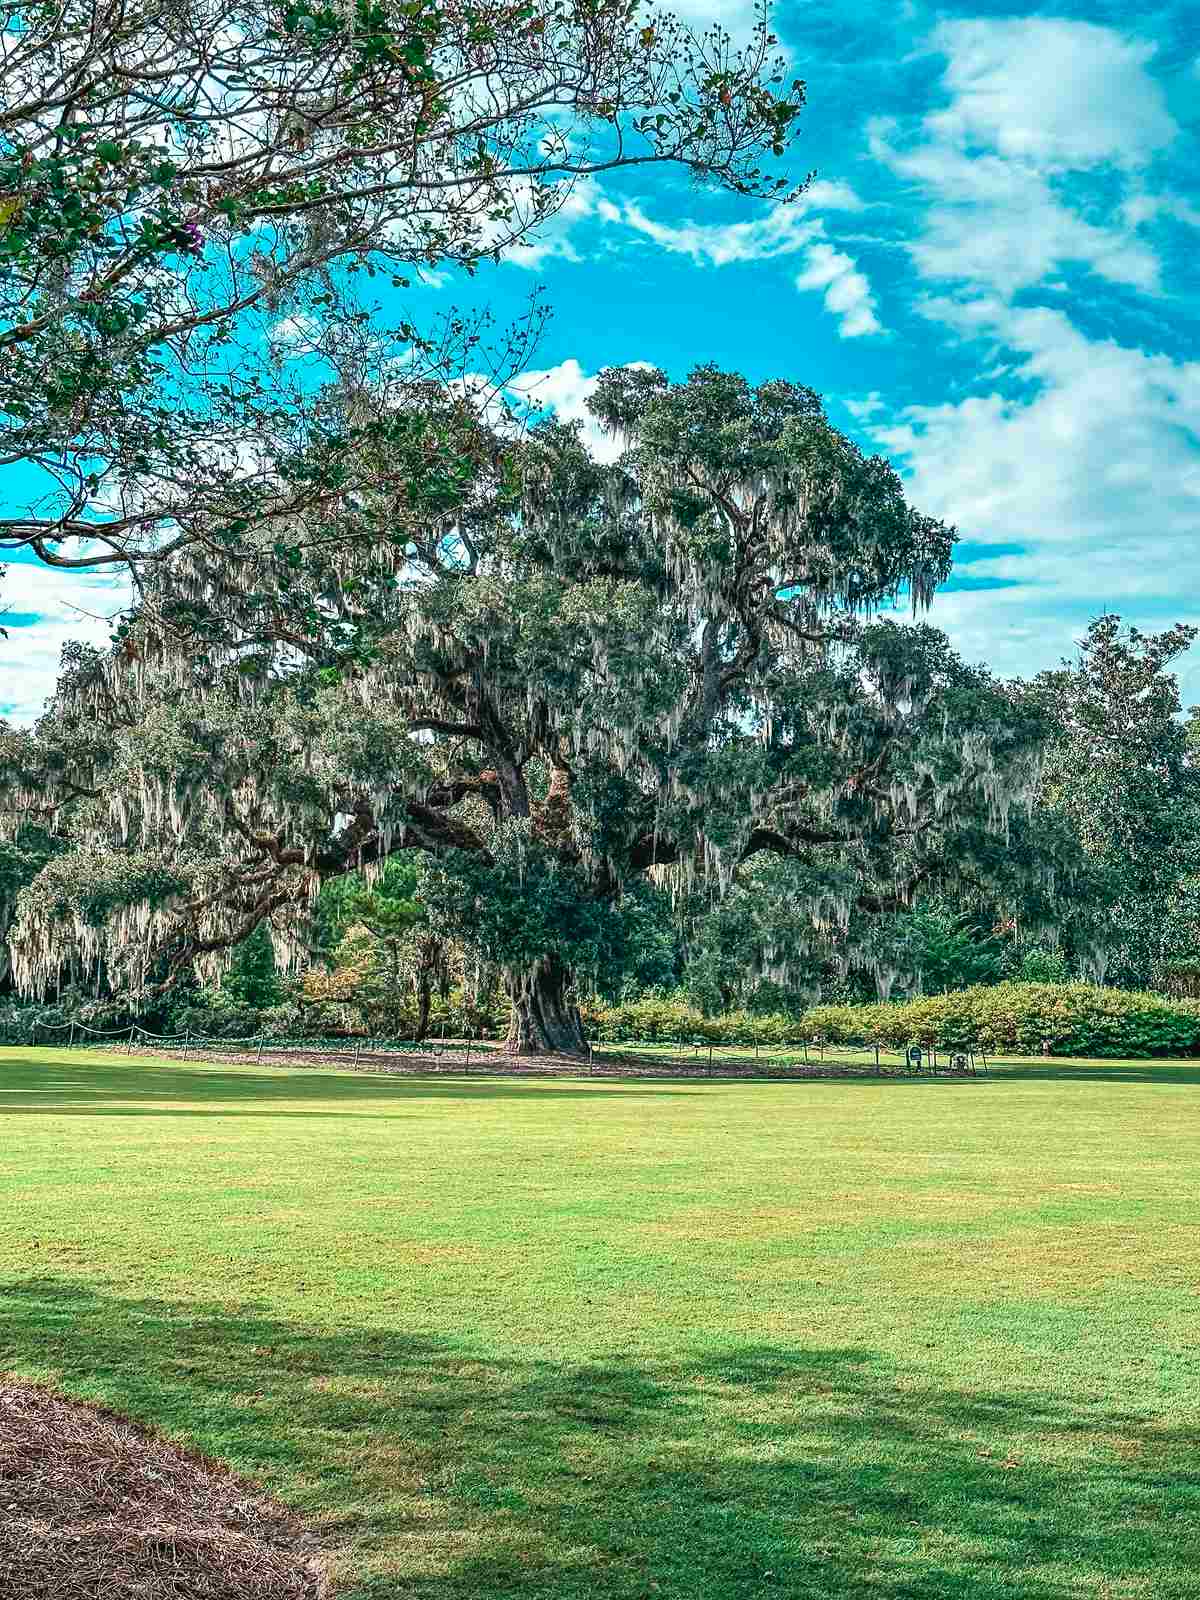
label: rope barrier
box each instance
[2,1022,985,1075]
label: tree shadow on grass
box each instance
[0,1060,704,1117]
[2,1278,1197,1600]
[984,1061,1200,1085]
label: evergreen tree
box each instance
[1032,615,1200,988]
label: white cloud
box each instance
[842,17,1200,697]
[502,173,886,339]
[501,177,602,269]
[507,358,654,463]
[794,243,882,337]
[600,179,863,267]
[857,300,1200,688]
[868,121,1162,298]
[1,564,131,725]
[598,182,885,337]
[866,19,1181,302]
[269,313,324,352]
[924,19,1177,170]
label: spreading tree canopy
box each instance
[1,0,802,585]
[3,365,1083,1053]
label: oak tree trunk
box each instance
[504,956,587,1058]
[415,978,432,1043]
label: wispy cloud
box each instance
[596,179,862,265]
[794,242,882,337]
[594,182,885,337]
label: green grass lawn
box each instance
[2,1048,1199,1598]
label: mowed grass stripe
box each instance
[1,1047,1198,1598]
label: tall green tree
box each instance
[315,859,454,1039]
[1032,615,1200,989]
[218,922,285,1010]
[4,366,1085,1054]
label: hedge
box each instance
[7,981,1199,1059]
[803,983,1200,1058]
[581,997,805,1046]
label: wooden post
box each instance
[125,1024,135,1054]
[465,1036,472,1073]
[256,1034,264,1065]
[707,1041,714,1076]
[874,1042,880,1074]
[69,1021,77,1050]
[182,1030,189,1061]
[802,1040,809,1066]
[354,1038,361,1068]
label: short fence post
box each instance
[707,1041,714,1076]
[257,1034,264,1065]
[802,1040,809,1066]
[182,1030,190,1061]
[69,1021,77,1050]
[874,1042,880,1074]
[354,1038,361,1068]
[125,1024,135,1054]
[465,1036,472,1073]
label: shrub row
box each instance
[7,982,1198,1059]
[803,983,1200,1058]
[581,997,805,1046]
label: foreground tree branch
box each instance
[1,0,805,583]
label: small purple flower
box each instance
[179,220,204,253]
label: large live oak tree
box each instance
[1,365,1085,1053]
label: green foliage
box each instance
[889,906,1008,993]
[163,999,305,1041]
[7,366,1091,1050]
[0,822,61,987]
[803,982,1200,1058]
[581,995,803,1046]
[217,924,286,1010]
[0,1001,77,1044]
[419,830,658,997]
[1014,946,1071,984]
[1032,615,1200,988]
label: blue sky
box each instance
[4,0,1199,720]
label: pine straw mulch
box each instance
[0,1378,334,1600]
